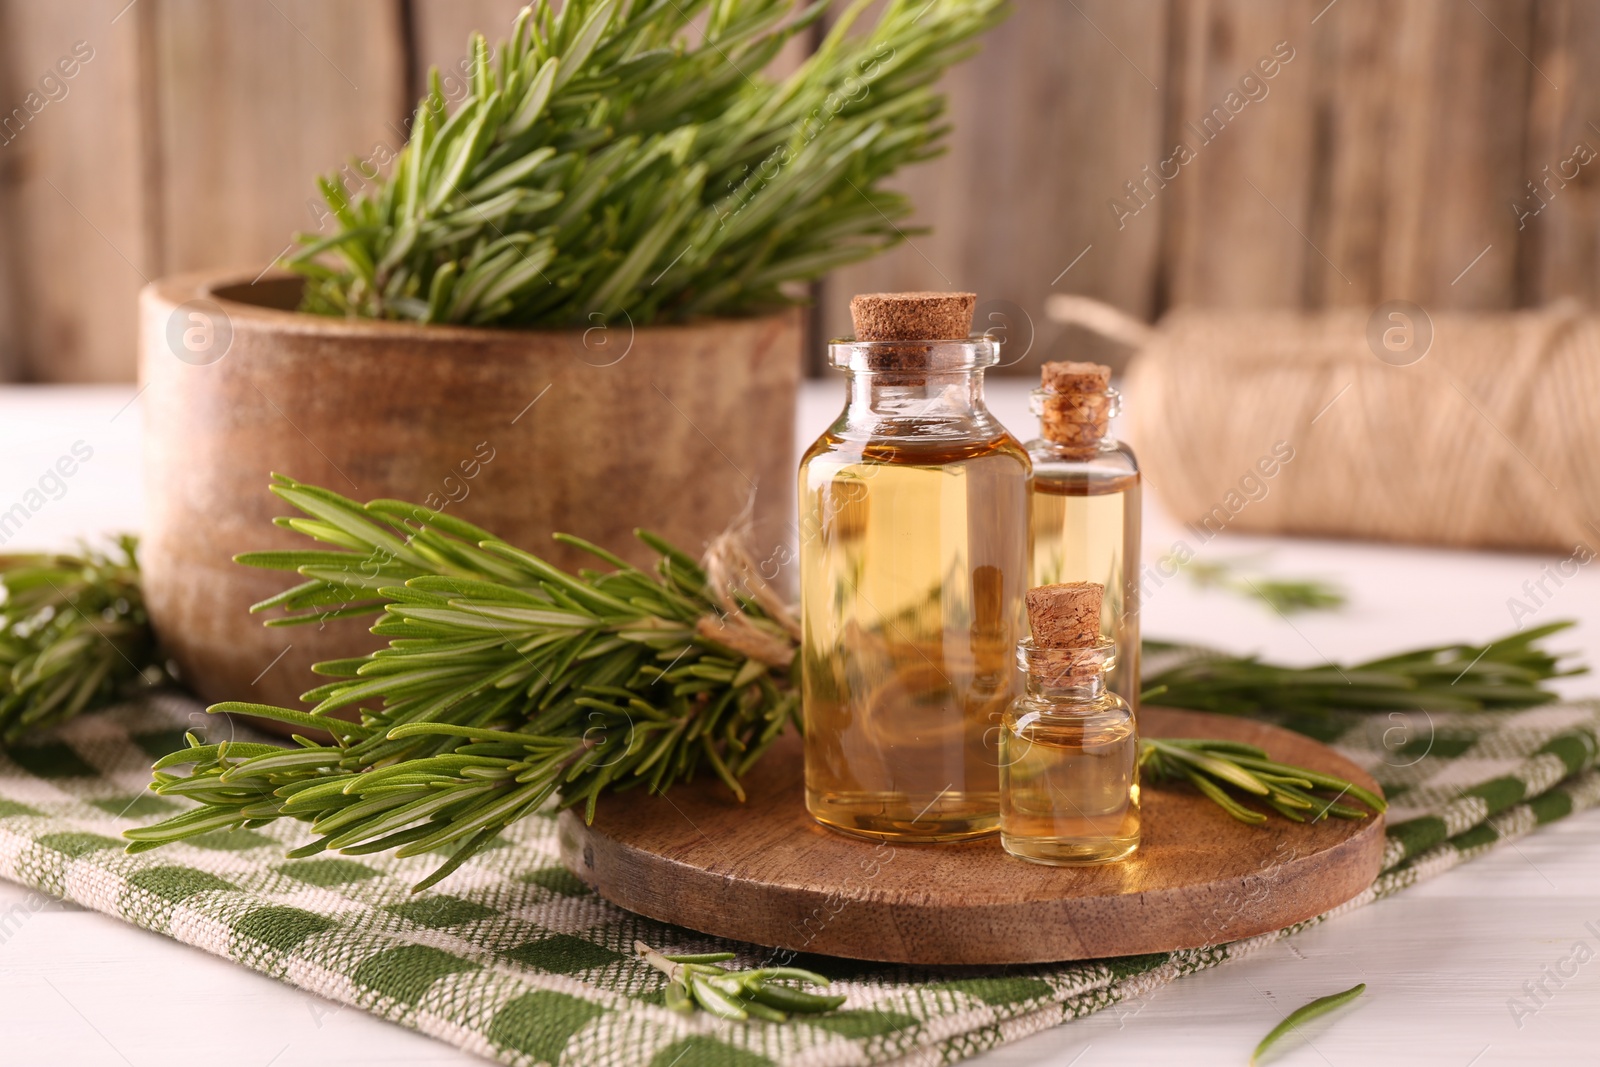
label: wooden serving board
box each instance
[557,708,1385,965]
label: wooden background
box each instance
[0,0,1595,382]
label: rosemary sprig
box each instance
[1139,738,1386,826]
[0,537,165,745]
[1185,558,1347,614]
[1142,621,1582,716]
[125,476,797,891]
[1246,579,1346,614]
[635,941,845,1021]
[1251,982,1366,1065]
[291,0,1008,327]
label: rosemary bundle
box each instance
[291,0,1007,326]
[0,538,163,745]
[125,476,798,890]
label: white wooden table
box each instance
[1,382,1596,1067]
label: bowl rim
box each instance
[142,268,800,344]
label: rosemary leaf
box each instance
[1251,982,1366,1066]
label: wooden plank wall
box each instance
[822,0,1600,373]
[0,0,1593,382]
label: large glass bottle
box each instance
[799,326,1031,842]
[1026,362,1141,712]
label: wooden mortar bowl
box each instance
[138,270,800,727]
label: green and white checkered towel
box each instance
[0,692,1597,1067]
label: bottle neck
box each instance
[1025,672,1106,702]
[830,336,1002,434]
[1031,385,1120,457]
[1017,640,1115,704]
[1029,435,1117,460]
[844,367,990,423]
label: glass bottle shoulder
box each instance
[1026,438,1139,493]
[803,417,1032,472]
[1006,689,1136,750]
[1010,688,1132,721]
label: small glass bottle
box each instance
[999,582,1140,865]
[1026,361,1141,713]
[799,292,1031,843]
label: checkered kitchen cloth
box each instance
[0,691,1596,1067]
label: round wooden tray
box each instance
[557,707,1385,965]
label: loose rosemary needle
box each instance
[1250,982,1366,1065]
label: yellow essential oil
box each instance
[1030,471,1141,705]
[999,585,1140,865]
[799,311,1029,843]
[1027,362,1141,712]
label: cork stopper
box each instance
[1038,361,1112,450]
[1026,582,1104,649]
[1040,361,1110,395]
[1024,582,1107,687]
[850,292,976,342]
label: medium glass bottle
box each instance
[1000,582,1140,865]
[799,292,1030,842]
[1027,361,1141,712]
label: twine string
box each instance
[1054,298,1599,552]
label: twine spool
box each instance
[1050,297,1600,553]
